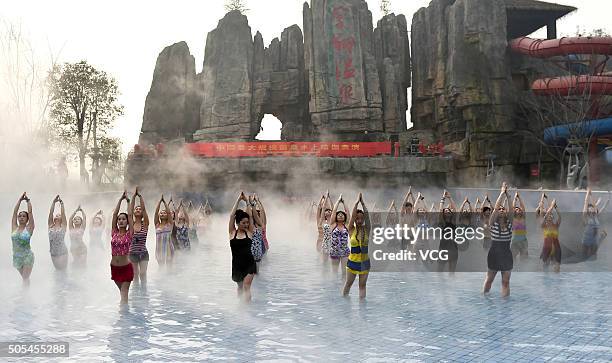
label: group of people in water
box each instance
[310,184,609,298]
[10,189,212,302]
[9,184,609,303]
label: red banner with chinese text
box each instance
[185,142,392,158]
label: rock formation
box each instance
[140,41,199,144]
[195,11,255,141]
[142,2,412,144]
[411,0,517,168]
[304,0,384,140]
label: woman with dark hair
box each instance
[12,192,35,285]
[175,201,191,252]
[400,188,416,250]
[483,183,513,297]
[510,192,528,263]
[48,195,69,270]
[155,195,174,265]
[129,187,149,284]
[386,200,400,250]
[229,192,257,300]
[187,201,200,245]
[329,195,351,277]
[343,193,371,299]
[541,199,561,272]
[437,190,458,273]
[582,188,601,259]
[69,205,87,267]
[317,192,333,262]
[90,210,106,251]
[480,195,493,250]
[110,191,134,304]
[251,194,268,258]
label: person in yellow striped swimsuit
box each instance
[343,193,371,299]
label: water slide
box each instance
[510,36,612,96]
[511,36,612,145]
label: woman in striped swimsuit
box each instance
[155,195,174,265]
[48,195,69,270]
[129,187,150,284]
[483,183,513,297]
[343,193,371,299]
[69,206,87,267]
[329,195,350,278]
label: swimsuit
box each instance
[69,229,87,257]
[541,226,561,264]
[111,230,132,256]
[488,221,513,271]
[321,224,332,255]
[129,223,149,263]
[156,224,174,262]
[347,227,370,274]
[230,230,257,282]
[12,229,34,270]
[110,231,133,282]
[329,226,350,258]
[176,225,191,251]
[510,218,528,255]
[49,228,68,257]
[582,216,599,247]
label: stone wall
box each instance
[140,42,199,144]
[411,0,518,168]
[141,3,412,144]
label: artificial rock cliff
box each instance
[411,0,517,169]
[141,1,411,144]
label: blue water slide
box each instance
[543,117,612,144]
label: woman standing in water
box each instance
[582,189,602,259]
[48,195,69,270]
[90,210,106,251]
[129,187,149,284]
[252,194,268,258]
[437,190,458,273]
[175,201,191,252]
[12,192,35,285]
[540,199,561,272]
[69,206,87,267]
[155,195,174,265]
[110,191,134,304]
[187,201,200,245]
[483,183,513,297]
[317,192,333,262]
[400,189,416,250]
[229,192,257,301]
[480,195,493,250]
[329,195,351,277]
[343,193,371,299]
[510,192,529,263]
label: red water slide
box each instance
[510,37,612,58]
[531,75,612,96]
[510,36,612,96]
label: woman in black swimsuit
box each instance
[229,192,257,301]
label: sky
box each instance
[2,0,611,155]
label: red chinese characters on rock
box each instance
[331,5,357,106]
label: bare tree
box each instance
[516,77,610,188]
[225,0,249,14]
